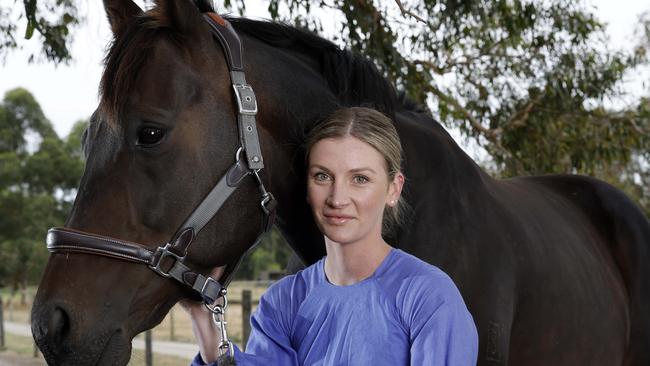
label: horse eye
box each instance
[137,127,165,147]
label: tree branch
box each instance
[393,0,427,24]
[413,59,449,75]
[426,84,494,137]
[496,94,545,134]
[425,84,517,163]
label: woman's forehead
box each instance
[309,136,387,172]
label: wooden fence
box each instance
[0,300,5,351]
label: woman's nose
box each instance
[326,182,349,207]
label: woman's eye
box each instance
[353,175,369,184]
[137,127,165,147]
[314,172,330,181]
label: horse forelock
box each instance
[99,8,194,131]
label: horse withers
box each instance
[32,0,650,365]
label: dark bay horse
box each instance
[31,0,650,365]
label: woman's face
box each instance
[307,135,403,246]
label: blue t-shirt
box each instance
[192,248,478,365]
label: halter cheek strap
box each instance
[45,13,277,306]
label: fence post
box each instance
[170,307,175,341]
[30,311,38,358]
[242,290,252,350]
[0,299,5,351]
[145,330,153,366]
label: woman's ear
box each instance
[387,172,404,207]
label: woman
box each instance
[186,107,478,365]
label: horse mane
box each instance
[194,0,413,116]
[99,0,424,127]
[224,16,402,118]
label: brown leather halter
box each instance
[46,13,276,305]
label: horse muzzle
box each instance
[32,301,132,366]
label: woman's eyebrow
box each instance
[309,164,332,173]
[309,165,377,174]
[349,167,377,174]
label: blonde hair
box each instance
[305,107,407,236]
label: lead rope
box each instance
[205,288,235,359]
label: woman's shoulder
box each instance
[385,249,452,282]
[260,258,325,306]
[376,250,472,331]
[379,249,465,308]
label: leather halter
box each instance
[46,13,276,305]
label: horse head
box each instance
[30,0,287,364]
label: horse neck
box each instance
[257,121,325,265]
[242,35,490,263]
[391,111,493,242]
[244,45,333,264]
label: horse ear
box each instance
[155,0,205,35]
[103,0,143,37]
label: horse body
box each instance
[31,1,650,365]
[375,111,634,365]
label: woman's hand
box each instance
[179,266,226,363]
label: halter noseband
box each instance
[45,13,276,305]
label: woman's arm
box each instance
[183,300,224,364]
[182,273,301,366]
[406,276,479,366]
[180,267,226,364]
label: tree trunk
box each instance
[20,278,27,306]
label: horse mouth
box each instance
[94,329,132,366]
[37,328,131,366]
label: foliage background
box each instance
[0,88,84,292]
[0,0,648,288]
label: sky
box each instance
[0,0,649,139]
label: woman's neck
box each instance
[323,236,392,286]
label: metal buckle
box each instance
[261,192,275,215]
[149,244,184,278]
[235,146,244,162]
[253,169,275,215]
[200,276,220,302]
[205,291,234,358]
[232,84,258,115]
[204,287,228,310]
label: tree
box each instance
[0,88,85,295]
[263,1,649,174]
[600,98,650,217]
[0,0,79,63]
[7,1,649,173]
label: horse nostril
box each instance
[32,304,72,359]
[48,306,70,342]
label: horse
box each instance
[31,0,650,365]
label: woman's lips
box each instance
[323,213,354,225]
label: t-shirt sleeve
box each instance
[190,282,300,366]
[240,290,300,365]
[403,274,478,366]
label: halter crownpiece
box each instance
[46,12,276,306]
